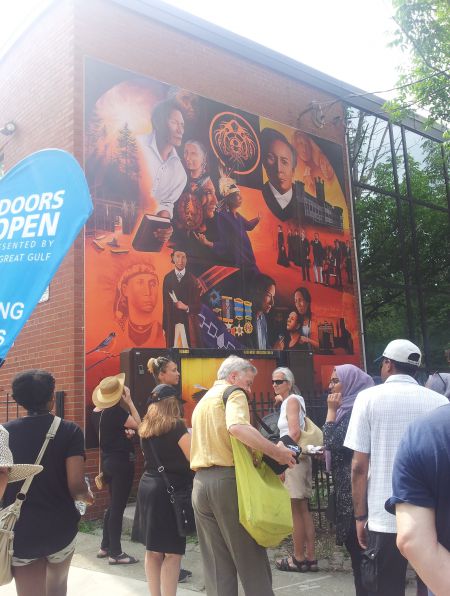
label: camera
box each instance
[289,444,302,462]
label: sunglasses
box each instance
[272,379,286,385]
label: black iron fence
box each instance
[0,390,66,423]
[0,391,19,422]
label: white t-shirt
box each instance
[344,375,448,533]
[138,131,187,218]
[278,394,306,437]
[268,182,293,210]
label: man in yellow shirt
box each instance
[191,355,296,596]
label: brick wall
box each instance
[0,0,82,422]
[0,0,363,517]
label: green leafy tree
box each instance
[346,108,450,370]
[116,123,140,181]
[385,0,450,128]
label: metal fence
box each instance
[0,392,19,423]
[250,390,333,529]
[0,390,66,423]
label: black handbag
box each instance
[250,402,301,474]
[222,388,300,475]
[257,410,280,441]
[148,438,196,537]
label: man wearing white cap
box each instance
[344,339,448,596]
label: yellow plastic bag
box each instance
[231,437,293,547]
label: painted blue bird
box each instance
[85,332,116,355]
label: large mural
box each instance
[84,58,361,404]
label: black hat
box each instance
[150,384,186,403]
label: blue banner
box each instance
[0,149,93,362]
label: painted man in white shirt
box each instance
[138,99,187,243]
[344,339,448,596]
[260,127,302,222]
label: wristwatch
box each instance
[354,513,368,521]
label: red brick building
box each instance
[0,0,447,517]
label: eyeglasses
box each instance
[329,378,340,385]
[272,379,286,385]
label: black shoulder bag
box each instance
[148,438,195,537]
[223,386,300,475]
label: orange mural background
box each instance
[84,58,361,419]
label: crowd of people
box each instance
[1,343,449,595]
[276,227,352,288]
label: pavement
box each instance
[0,505,417,595]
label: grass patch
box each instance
[78,519,103,534]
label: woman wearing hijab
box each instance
[132,384,193,596]
[323,364,374,596]
[91,373,141,565]
[425,372,450,399]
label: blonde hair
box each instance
[147,356,173,382]
[139,397,184,438]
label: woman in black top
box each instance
[147,356,193,584]
[91,373,141,564]
[147,356,180,388]
[3,369,93,596]
[132,384,192,596]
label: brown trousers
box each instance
[192,466,274,596]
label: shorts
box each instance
[12,536,77,567]
[284,455,312,499]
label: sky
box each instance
[1,0,410,100]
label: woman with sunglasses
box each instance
[273,367,318,573]
[323,365,374,596]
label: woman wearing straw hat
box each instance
[3,369,93,596]
[91,373,141,565]
[132,384,193,596]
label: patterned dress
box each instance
[323,412,354,545]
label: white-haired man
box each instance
[344,339,448,595]
[191,355,296,596]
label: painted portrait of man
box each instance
[260,127,304,222]
[114,262,164,346]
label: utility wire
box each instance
[320,68,450,114]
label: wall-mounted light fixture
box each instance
[297,102,325,129]
[0,122,16,136]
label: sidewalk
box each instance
[0,514,417,595]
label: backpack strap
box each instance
[249,400,274,435]
[14,416,61,509]
[222,385,248,408]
